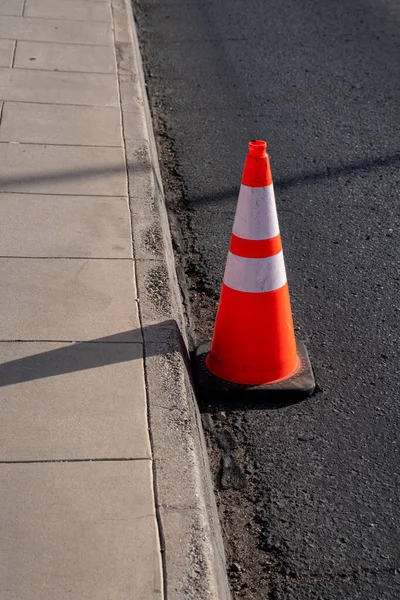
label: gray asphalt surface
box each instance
[133,0,400,597]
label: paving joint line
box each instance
[0,257,134,260]
[0,141,123,148]
[12,66,116,76]
[0,38,110,47]
[0,256,133,260]
[0,38,111,48]
[0,140,123,148]
[10,40,17,67]
[0,190,128,198]
[9,15,111,25]
[45,0,110,3]
[0,339,142,344]
[34,0,110,4]
[53,0,109,3]
[0,457,151,464]
[0,99,119,109]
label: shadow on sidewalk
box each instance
[0,162,150,191]
[1,319,317,413]
[0,321,180,388]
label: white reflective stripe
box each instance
[232,183,280,241]
[223,250,287,293]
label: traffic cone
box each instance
[195,140,315,395]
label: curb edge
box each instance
[113,1,232,598]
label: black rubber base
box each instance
[194,339,315,398]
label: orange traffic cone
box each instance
[195,140,315,395]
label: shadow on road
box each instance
[189,151,400,205]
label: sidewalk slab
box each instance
[0,342,150,461]
[0,0,23,17]
[0,68,118,105]
[0,194,132,258]
[0,144,126,195]
[0,0,231,597]
[25,0,111,22]
[0,258,140,341]
[14,40,115,72]
[0,461,162,600]
[0,15,112,45]
[0,102,122,146]
[0,40,14,67]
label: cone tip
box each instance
[249,140,267,157]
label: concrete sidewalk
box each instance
[0,1,230,599]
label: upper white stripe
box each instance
[223,250,287,293]
[232,183,280,241]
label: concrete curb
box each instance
[112,1,231,598]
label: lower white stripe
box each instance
[223,250,287,293]
[233,184,280,240]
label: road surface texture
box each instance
[133,0,400,597]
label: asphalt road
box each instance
[133,0,400,597]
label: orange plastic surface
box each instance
[241,140,273,187]
[206,282,299,385]
[229,233,282,258]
